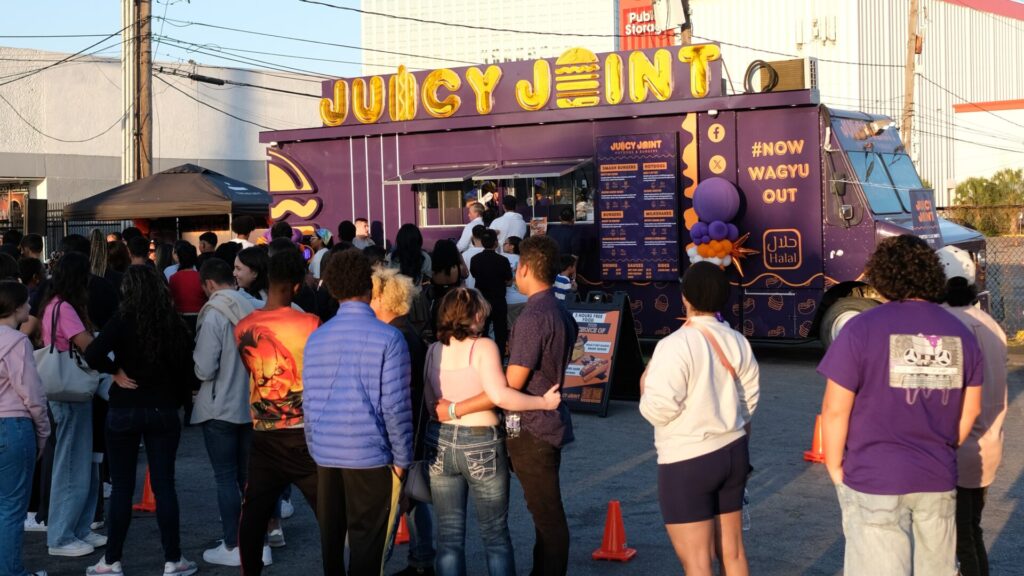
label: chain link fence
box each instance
[984,236,1024,340]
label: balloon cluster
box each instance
[688,220,740,266]
[686,177,743,268]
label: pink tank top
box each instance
[429,339,485,403]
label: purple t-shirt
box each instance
[818,301,983,495]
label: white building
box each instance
[0,46,319,228]
[361,0,1024,205]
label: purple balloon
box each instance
[709,220,729,241]
[693,177,741,222]
[701,235,711,244]
[727,223,740,242]
[691,221,708,242]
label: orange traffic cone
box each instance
[803,414,826,463]
[132,469,157,512]
[592,500,637,562]
[395,515,410,545]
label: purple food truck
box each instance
[260,43,985,345]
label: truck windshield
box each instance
[882,153,924,209]
[847,151,905,214]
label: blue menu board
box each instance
[596,133,679,281]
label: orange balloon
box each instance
[697,244,710,257]
[721,240,733,253]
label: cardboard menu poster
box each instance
[596,133,680,281]
[562,294,645,417]
[529,216,549,236]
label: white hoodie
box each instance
[640,315,760,464]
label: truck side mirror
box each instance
[832,173,847,197]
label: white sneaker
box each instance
[49,539,95,557]
[280,498,294,519]
[91,521,105,530]
[262,545,273,566]
[163,557,197,576]
[202,541,241,567]
[83,532,108,548]
[24,513,47,532]
[85,558,124,575]
[267,527,285,548]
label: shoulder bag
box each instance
[33,301,102,402]
[402,342,435,505]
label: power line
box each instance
[916,73,1024,131]
[157,38,410,72]
[155,35,332,79]
[154,73,274,130]
[155,66,320,98]
[0,33,114,39]
[0,91,127,143]
[155,16,476,66]
[0,25,131,88]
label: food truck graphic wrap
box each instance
[260,43,985,345]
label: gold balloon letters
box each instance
[317,45,724,127]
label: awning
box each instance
[472,158,591,180]
[384,163,494,185]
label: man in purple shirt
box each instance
[438,235,577,575]
[818,235,983,576]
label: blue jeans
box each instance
[0,418,36,576]
[105,406,182,564]
[406,501,437,569]
[836,482,957,576]
[202,420,251,548]
[48,400,99,548]
[427,422,515,576]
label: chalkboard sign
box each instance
[562,293,645,417]
[596,133,680,281]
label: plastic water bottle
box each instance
[505,412,521,439]
[742,488,751,531]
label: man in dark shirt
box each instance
[439,235,577,575]
[469,229,513,356]
[544,207,582,261]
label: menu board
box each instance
[596,133,680,281]
[910,188,944,249]
[562,294,645,417]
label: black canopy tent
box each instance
[63,164,271,221]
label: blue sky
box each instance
[1,0,362,78]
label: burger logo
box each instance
[554,48,601,108]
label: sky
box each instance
[1,0,363,78]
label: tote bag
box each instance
[33,301,101,402]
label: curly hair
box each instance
[371,266,415,316]
[119,265,191,364]
[435,287,490,345]
[866,235,946,302]
[324,248,372,301]
[519,235,559,286]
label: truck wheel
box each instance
[820,298,879,348]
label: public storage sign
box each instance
[318,44,723,127]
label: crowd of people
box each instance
[0,210,582,576]
[0,207,1008,576]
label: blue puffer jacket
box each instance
[303,301,413,469]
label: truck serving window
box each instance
[881,153,924,210]
[416,183,473,227]
[847,151,905,214]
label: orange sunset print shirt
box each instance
[234,306,321,431]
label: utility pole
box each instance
[901,0,919,150]
[138,0,152,179]
[121,0,152,184]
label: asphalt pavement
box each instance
[23,346,1024,575]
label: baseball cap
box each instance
[315,228,332,243]
[936,245,976,285]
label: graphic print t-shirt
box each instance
[234,307,320,431]
[818,300,983,495]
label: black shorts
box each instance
[657,435,749,524]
